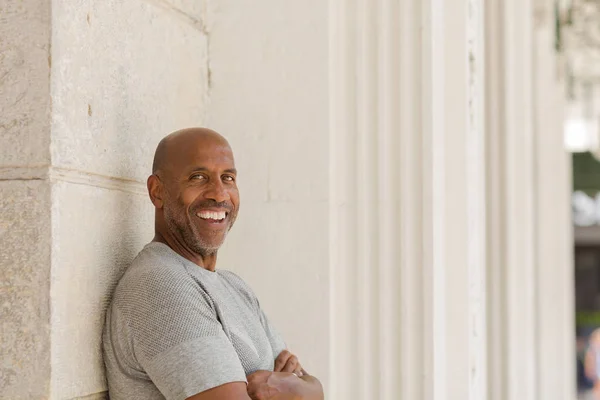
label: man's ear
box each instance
[147,175,164,209]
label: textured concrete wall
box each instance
[48,0,209,398]
[2,0,328,397]
[0,0,52,398]
[50,0,208,181]
[1,0,209,398]
[0,0,51,168]
[0,181,52,399]
[50,181,153,399]
[207,0,330,389]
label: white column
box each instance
[329,0,487,399]
[485,0,576,399]
[533,1,576,399]
[504,0,539,399]
[485,1,538,399]
[484,0,506,397]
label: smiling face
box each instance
[151,129,239,257]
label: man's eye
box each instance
[223,175,235,182]
[191,174,206,180]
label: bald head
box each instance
[148,127,239,265]
[152,127,232,176]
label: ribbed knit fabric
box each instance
[103,242,286,400]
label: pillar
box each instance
[329,0,487,399]
[1,1,52,397]
[1,1,210,398]
[533,0,575,398]
[485,0,576,399]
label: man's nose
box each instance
[205,179,229,203]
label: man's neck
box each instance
[152,232,218,272]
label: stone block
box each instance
[0,180,52,399]
[144,0,210,26]
[49,180,153,399]
[50,0,209,182]
[208,0,329,203]
[0,0,51,167]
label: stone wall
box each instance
[2,0,330,398]
[1,0,52,397]
[1,0,209,398]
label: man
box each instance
[103,128,323,400]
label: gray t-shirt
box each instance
[103,242,287,400]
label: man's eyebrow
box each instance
[185,166,208,175]
[185,167,237,175]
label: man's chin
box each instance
[193,238,227,255]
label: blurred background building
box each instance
[1,0,597,399]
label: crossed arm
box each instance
[186,350,324,400]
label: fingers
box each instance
[281,355,300,373]
[274,350,303,376]
[274,350,292,372]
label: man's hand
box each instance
[247,370,283,400]
[274,350,304,377]
[246,370,323,400]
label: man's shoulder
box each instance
[216,269,243,283]
[217,270,259,305]
[217,270,251,290]
[112,243,195,304]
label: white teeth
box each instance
[197,210,227,220]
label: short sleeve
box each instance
[116,268,246,400]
